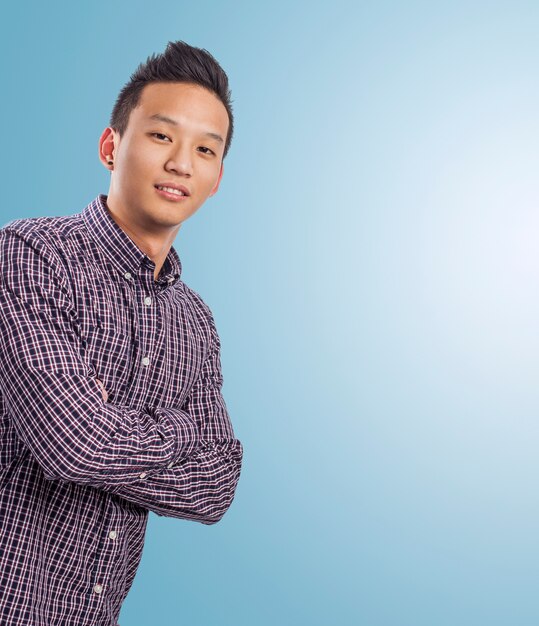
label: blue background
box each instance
[2,1,539,624]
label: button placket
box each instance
[138,274,157,372]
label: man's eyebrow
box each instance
[205,132,224,144]
[148,114,224,143]
[148,113,178,126]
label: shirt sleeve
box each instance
[0,227,200,487]
[109,302,244,524]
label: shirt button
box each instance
[93,583,103,594]
[144,296,152,306]
[141,356,150,366]
[139,472,147,479]
[109,530,117,540]
[167,462,174,469]
[123,272,132,280]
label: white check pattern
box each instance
[0,194,243,625]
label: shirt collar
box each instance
[81,194,182,286]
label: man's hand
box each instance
[96,378,108,403]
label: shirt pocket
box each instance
[82,326,133,403]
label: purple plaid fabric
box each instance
[0,194,243,625]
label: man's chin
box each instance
[148,208,192,231]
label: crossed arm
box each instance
[0,227,242,524]
[99,303,243,523]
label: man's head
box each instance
[110,41,234,158]
[98,41,233,233]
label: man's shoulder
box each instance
[0,213,84,287]
[2,210,80,241]
[1,216,57,256]
[178,281,221,345]
[0,211,83,262]
[181,281,214,319]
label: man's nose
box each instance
[165,144,193,176]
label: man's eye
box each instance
[197,146,215,155]
[151,133,171,142]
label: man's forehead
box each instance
[133,82,229,129]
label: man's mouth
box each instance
[155,185,189,197]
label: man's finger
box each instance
[96,378,108,402]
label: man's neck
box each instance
[105,202,179,281]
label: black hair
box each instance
[110,40,233,157]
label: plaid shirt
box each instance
[0,194,243,625]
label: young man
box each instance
[0,41,243,625]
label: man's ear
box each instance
[98,127,118,171]
[208,163,224,197]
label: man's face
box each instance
[101,82,229,232]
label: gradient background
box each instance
[1,1,539,625]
